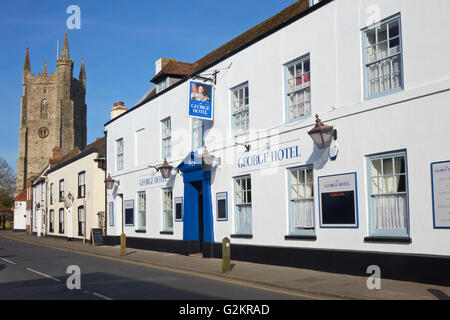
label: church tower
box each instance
[15,33,87,195]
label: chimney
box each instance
[50,147,63,168]
[155,58,171,75]
[111,101,128,120]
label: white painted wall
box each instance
[13,201,27,231]
[47,152,105,240]
[106,0,450,256]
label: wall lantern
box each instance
[148,158,174,179]
[105,174,118,190]
[158,159,174,179]
[202,147,215,171]
[307,114,337,150]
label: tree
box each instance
[0,156,15,209]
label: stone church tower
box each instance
[15,33,87,195]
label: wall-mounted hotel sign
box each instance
[431,161,450,228]
[188,81,214,120]
[237,139,302,171]
[138,173,172,189]
[318,172,359,228]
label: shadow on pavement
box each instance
[428,289,450,300]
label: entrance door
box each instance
[192,181,204,252]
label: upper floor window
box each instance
[161,118,171,159]
[367,151,409,237]
[363,15,403,99]
[116,138,124,171]
[285,55,311,122]
[78,171,86,198]
[50,183,54,205]
[234,175,252,235]
[192,118,204,151]
[59,179,64,202]
[156,78,169,94]
[231,83,249,137]
[288,166,315,235]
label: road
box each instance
[0,235,306,300]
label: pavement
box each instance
[2,231,449,300]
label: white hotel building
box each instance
[104,0,450,285]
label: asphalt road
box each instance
[0,235,306,300]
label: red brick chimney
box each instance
[50,147,63,168]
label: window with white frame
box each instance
[78,171,86,198]
[192,118,204,151]
[285,55,311,122]
[116,138,124,171]
[137,191,146,231]
[234,176,252,235]
[231,83,249,137]
[162,189,173,232]
[50,183,53,205]
[156,78,169,94]
[49,210,54,233]
[78,206,85,236]
[59,180,64,202]
[161,118,171,158]
[288,166,315,234]
[367,151,409,237]
[108,202,114,226]
[363,15,403,98]
[59,208,64,234]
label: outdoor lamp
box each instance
[158,158,174,179]
[202,147,215,171]
[105,174,117,190]
[308,114,337,149]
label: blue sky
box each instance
[0,0,296,169]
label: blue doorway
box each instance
[178,153,214,257]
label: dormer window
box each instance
[156,78,169,94]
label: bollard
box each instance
[222,237,231,273]
[120,233,126,256]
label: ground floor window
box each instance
[108,202,114,226]
[367,151,409,237]
[78,206,85,236]
[234,175,252,235]
[288,166,315,235]
[138,191,146,231]
[59,209,64,234]
[162,189,173,232]
[49,210,54,233]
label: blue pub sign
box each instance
[189,81,213,120]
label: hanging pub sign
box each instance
[318,172,359,228]
[188,81,214,120]
[431,161,450,228]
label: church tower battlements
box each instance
[15,33,87,195]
